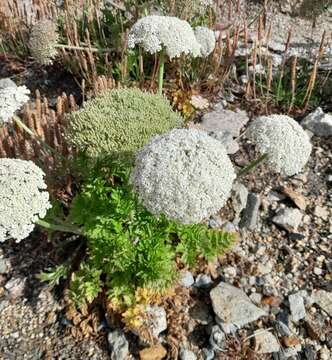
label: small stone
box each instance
[232,182,248,214]
[4,277,26,299]
[313,267,322,276]
[301,107,332,137]
[223,266,237,278]
[0,259,8,274]
[254,330,280,354]
[180,271,194,288]
[268,191,286,202]
[202,347,214,360]
[180,349,196,360]
[208,214,223,229]
[303,345,316,360]
[319,347,330,360]
[210,282,266,334]
[145,306,167,337]
[209,325,225,351]
[139,344,167,360]
[272,208,303,232]
[314,206,329,221]
[0,78,16,89]
[108,329,129,360]
[195,274,212,289]
[240,193,261,230]
[311,290,332,316]
[261,296,282,307]
[257,262,273,275]
[275,321,291,337]
[281,336,301,347]
[281,187,307,210]
[289,293,306,322]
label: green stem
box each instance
[12,115,64,160]
[237,153,268,178]
[157,49,165,96]
[36,219,83,236]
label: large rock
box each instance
[240,193,261,230]
[108,329,129,360]
[201,108,249,137]
[301,108,332,137]
[272,208,303,232]
[210,282,266,334]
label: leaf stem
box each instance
[158,48,165,95]
[36,219,83,236]
[237,153,268,178]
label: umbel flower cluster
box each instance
[132,129,236,224]
[128,15,201,59]
[194,26,216,57]
[29,19,59,65]
[247,115,312,176]
[0,80,30,123]
[0,159,51,242]
[66,88,182,158]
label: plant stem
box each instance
[55,44,111,53]
[237,153,268,178]
[157,48,165,95]
[36,219,83,236]
[12,115,64,160]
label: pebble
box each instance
[311,290,332,317]
[0,259,8,274]
[4,277,26,299]
[180,349,197,360]
[301,107,332,137]
[180,271,194,288]
[289,293,306,323]
[107,329,129,360]
[240,193,261,230]
[272,208,303,232]
[195,274,212,289]
[145,306,167,337]
[254,330,280,354]
[209,325,225,351]
[202,347,214,360]
[232,182,248,214]
[314,206,329,220]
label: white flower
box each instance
[128,15,201,59]
[247,115,312,176]
[29,19,59,65]
[194,26,216,57]
[132,129,236,224]
[0,82,30,123]
[0,159,51,242]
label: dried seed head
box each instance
[29,19,59,65]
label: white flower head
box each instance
[128,15,201,59]
[132,129,236,224]
[29,19,59,65]
[0,159,51,242]
[0,82,30,123]
[247,115,312,176]
[194,26,216,57]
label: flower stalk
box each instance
[237,153,268,178]
[36,219,82,236]
[158,48,165,95]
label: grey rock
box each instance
[303,345,316,360]
[202,347,214,360]
[108,329,129,360]
[180,271,194,288]
[275,321,291,337]
[210,282,266,334]
[249,293,262,305]
[0,258,8,274]
[195,274,212,289]
[232,183,248,214]
[0,78,16,89]
[301,107,332,137]
[272,208,303,232]
[222,221,237,233]
[4,277,26,299]
[209,325,225,351]
[180,349,197,360]
[209,130,239,154]
[145,305,167,337]
[201,108,249,137]
[289,293,306,322]
[311,290,332,316]
[208,214,223,229]
[240,193,261,230]
[254,330,280,354]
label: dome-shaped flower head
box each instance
[247,115,312,176]
[0,159,51,242]
[128,15,201,59]
[194,26,216,57]
[0,81,30,123]
[29,19,59,65]
[132,129,236,224]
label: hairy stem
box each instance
[36,219,83,236]
[158,48,165,95]
[237,153,268,178]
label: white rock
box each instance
[311,290,332,317]
[289,293,306,322]
[108,329,129,360]
[145,305,167,337]
[180,271,195,288]
[301,107,332,137]
[232,183,248,214]
[254,330,280,354]
[180,349,197,360]
[210,282,266,334]
[314,206,329,220]
[272,208,303,232]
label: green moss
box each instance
[66,88,183,159]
